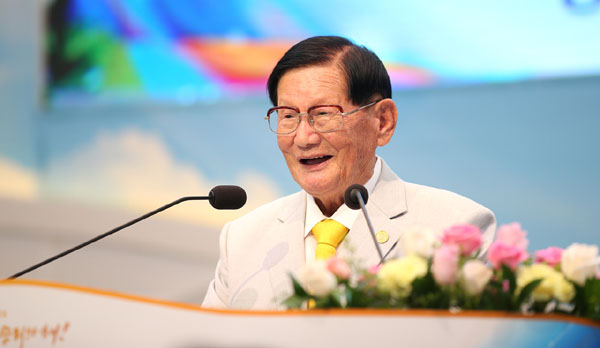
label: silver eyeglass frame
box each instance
[265,99,383,135]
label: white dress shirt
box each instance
[303,156,382,262]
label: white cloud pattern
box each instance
[42,129,281,227]
[0,157,38,200]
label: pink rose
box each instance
[327,257,351,280]
[441,224,482,256]
[534,247,563,267]
[432,244,459,285]
[487,241,527,270]
[368,264,381,275]
[497,222,529,252]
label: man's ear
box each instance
[376,98,398,146]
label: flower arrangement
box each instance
[284,223,600,321]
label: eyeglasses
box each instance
[265,99,382,135]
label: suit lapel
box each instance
[339,159,408,267]
[264,192,306,305]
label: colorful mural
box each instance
[46,0,600,103]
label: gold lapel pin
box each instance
[375,230,389,244]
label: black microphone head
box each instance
[209,185,247,210]
[344,184,368,210]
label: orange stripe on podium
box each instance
[2,278,599,329]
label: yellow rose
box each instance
[553,276,575,303]
[517,264,575,303]
[377,255,428,298]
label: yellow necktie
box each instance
[312,219,349,260]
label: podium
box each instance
[1,279,599,348]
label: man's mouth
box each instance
[299,155,332,165]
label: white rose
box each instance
[297,261,337,297]
[399,226,438,258]
[461,259,493,296]
[561,243,599,286]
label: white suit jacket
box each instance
[202,159,496,310]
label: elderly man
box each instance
[202,36,495,310]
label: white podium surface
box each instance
[1,280,599,348]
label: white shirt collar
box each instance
[304,156,382,237]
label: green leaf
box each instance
[485,279,512,310]
[409,272,447,308]
[583,278,600,320]
[313,294,341,309]
[283,295,306,309]
[573,283,587,317]
[344,285,354,307]
[290,274,308,297]
[329,292,344,308]
[501,265,517,295]
[516,278,543,306]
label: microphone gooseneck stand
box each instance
[7,185,248,280]
[7,196,206,280]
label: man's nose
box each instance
[294,115,320,147]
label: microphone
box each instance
[209,185,247,209]
[344,184,384,263]
[344,184,369,210]
[7,185,247,280]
